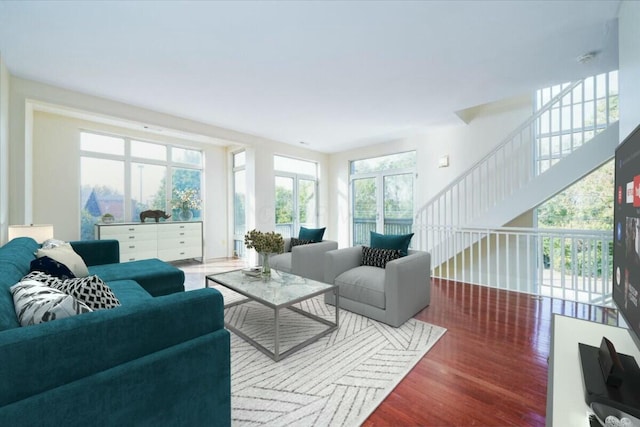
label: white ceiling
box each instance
[0,1,621,153]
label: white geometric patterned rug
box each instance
[213,286,446,427]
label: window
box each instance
[274,155,318,238]
[233,151,246,257]
[535,70,618,174]
[350,152,416,246]
[80,131,203,240]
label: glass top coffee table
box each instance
[206,269,339,361]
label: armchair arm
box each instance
[324,245,363,284]
[291,240,338,282]
[0,288,225,407]
[384,250,431,327]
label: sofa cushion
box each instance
[37,243,89,277]
[335,266,385,310]
[362,246,401,269]
[107,279,153,305]
[269,253,292,273]
[30,256,76,280]
[299,226,325,242]
[10,280,92,326]
[88,258,184,296]
[50,275,121,311]
[370,231,414,257]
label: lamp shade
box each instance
[8,224,54,243]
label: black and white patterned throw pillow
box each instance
[361,246,401,269]
[291,238,313,248]
[49,275,121,310]
[21,271,63,287]
[10,280,92,326]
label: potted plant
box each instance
[171,189,202,221]
[101,213,115,224]
[244,229,284,278]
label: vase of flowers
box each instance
[244,229,284,279]
[172,189,201,221]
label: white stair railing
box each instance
[415,71,618,262]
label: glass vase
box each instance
[261,253,271,279]
[179,209,193,221]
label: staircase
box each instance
[415,72,620,268]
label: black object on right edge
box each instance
[579,338,640,421]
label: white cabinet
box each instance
[546,315,640,426]
[156,222,203,262]
[95,222,203,262]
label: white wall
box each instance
[327,95,532,248]
[619,0,640,140]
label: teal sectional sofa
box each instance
[0,237,231,426]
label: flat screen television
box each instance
[614,123,640,348]
[581,124,640,422]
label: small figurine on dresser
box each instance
[139,210,171,223]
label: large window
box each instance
[274,155,318,238]
[80,131,203,240]
[233,151,246,257]
[350,152,415,246]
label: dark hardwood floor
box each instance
[363,278,618,427]
[180,261,618,426]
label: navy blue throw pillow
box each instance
[30,256,76,280]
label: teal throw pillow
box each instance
[370,231,414,257]
[299,226,325,242]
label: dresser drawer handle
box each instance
[129,245,135,249]
[129,258,135,261]
[179,241,185,244]
[179,225,185,229]
[128,228,135,231]
[180,232,185,236]
[129,236,135,239]
[180,252,185,255]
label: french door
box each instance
[352,172,414,246]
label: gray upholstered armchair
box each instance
[324,246,431,327]
[269,238,338,282]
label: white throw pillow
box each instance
[10,280,93,326]
[41,238,66,250]
[37,243,89,277]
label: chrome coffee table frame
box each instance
[206,270,339,362]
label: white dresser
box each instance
[95,222,203,262]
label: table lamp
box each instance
[8,224,54,243]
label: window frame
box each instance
[79,130,204,238]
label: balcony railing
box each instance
[426,225,613,306]
[353,218,413,246]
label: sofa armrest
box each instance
[0,288,225,407]
[324,245,363,284]
[69,239,120,266]
[291,240,339,282]
[384,250,431,326]
[283,238,292,252]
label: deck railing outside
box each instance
[353,218,413,246]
